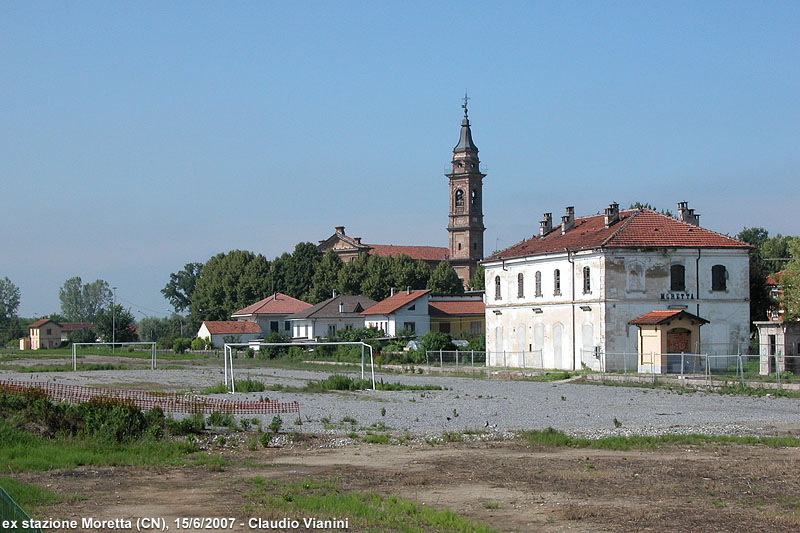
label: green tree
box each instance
[736,227,774,324]
[283,242,323,301]
[0,277,21,325]
[361,255,393,300]
[95,304,137,343]
[161,262,203,313]
[419,331,454,352]
[190,250,271,322]
[309,250,343,303]
[779,240,800,321]
[629,202,674,217]
[389,255,431,292]
[426,261,464,296]
[58,277,112,322]
[467,265,485,291]
[338,253,370,296]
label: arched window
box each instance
[494,275,501,300]
[554,269,561,296]
[670,264,686,291]
[517,273,524,298]
[583,266,591,294]
[455,189,464,208]
[712,265,727,291]
[535,271,542,297]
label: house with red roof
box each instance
[197,321,263,348]
[362,289,432,337]
[231,292,312,336]
[428,296,485,337]
[286,293,377,340]
[318,226,449,269]
[483,202,751,372]
[26,318,62,350]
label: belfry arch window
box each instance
[455,189,464,209]
[471,189,478,207]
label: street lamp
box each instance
[112,286,117,353]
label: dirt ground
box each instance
[17,437,800,533]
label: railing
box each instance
[423,351,486,374]
[0,485,42,533]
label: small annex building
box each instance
[24,319,62,350]
[428,296,485,337]
[197,321,262,348]
[231,293,312,336]
[630,310,709,373]
[362,289,431,337]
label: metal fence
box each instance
[424,350,486,373]
[0,380,300,415]
[0,485,42,533]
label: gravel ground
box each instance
[3,365,800,439]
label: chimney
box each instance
[677,201,700,226]
[604,202,620,228]
[407,286,412,295]
[561,206,575,234]
[539,213,553,236]
[335,226,345,235]
[390,287,396,297]
[354,237,362,244]
[332,289,338,298]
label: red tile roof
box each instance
[201,321,262,335]
[367,244,449,261]
[60,322,94,333]
[29,318,58,329]
[629,310,708,325]
[362,290,431,316]
[231,293,312,317]
[428,300,485,316]
[487,209,750,261]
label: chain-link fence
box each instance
[423,350,486,374]
[0,485,42,533]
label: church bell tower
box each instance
[447,94,485,285]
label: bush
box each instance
[190,337,208,351]
[258,332,290,359]
[419,331,454,352]
[173,337,192,354]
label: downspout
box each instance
[696,249,701,352]
[566,248,576,370]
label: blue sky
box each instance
[2,1,798,318]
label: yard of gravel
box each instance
[3,359,800,440]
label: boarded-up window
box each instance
[671,264,686,291]
[712,265,727,291]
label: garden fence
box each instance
[0,485,41,533]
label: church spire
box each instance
[454,92,479,153]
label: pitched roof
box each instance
[287,295,378,320]
[629,310,709,326]
[231,293,312,317]
[486,209,750,261]
[60,322,94,333]
[366,244,449,261]
[428,300,485,317]
[201,321,262,335]
[362,290,430,316]
[29,318,59,329]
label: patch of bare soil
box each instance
[19,440,800,532]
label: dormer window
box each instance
[338,303,345,313]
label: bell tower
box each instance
[447,94,485,285]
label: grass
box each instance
[0,476,65,510]
[203,378,266,394]
[520,427,800,450]
[245,477,496,533]
[524,371,580,382]
[268,375,444,393]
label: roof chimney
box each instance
[332,289,338,298]
[407,286,412,295]
[335,226,345,234]
[354,237,362,244]
[604,202,620,228]
[677,201,700,226]
[540,213,553,236]
[390,287,396,297]
[561,206,575,234]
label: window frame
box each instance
[670,264,686,292]
[554,269,561,296]
[711,264,727,291]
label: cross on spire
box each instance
[462,91,470,118]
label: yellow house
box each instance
[429,298,485,337]
[28,318,63,350]
[630,310,708,374]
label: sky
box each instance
[2,1,798,319]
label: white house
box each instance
[362,289,431,337]
[231,292,312,336]
[287,293,377,340]
[483,202,751,372]
[197,321,262,348]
